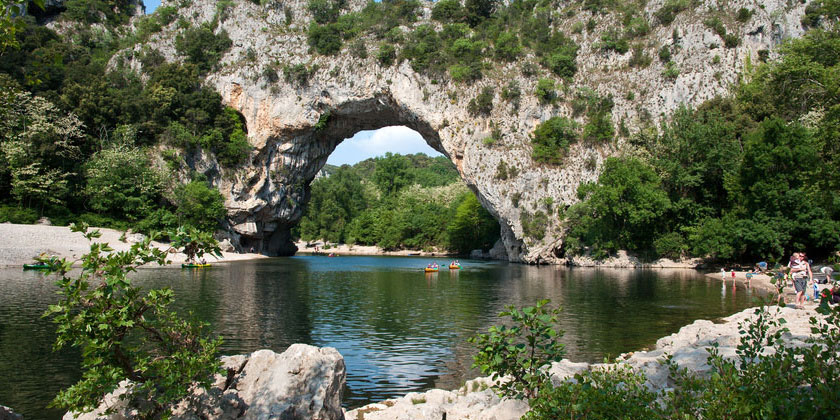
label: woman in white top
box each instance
[789,253,813,309]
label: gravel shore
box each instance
[0,223,267,267]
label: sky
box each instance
[326,127,443,166]
[145,0,160,13]
[143,2,440,165]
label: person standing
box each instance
[789,252,813,309]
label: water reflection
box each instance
[0,257,760,419]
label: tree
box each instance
[531,117,578,165]
[174,179,226,233]
[447,192,500,254]
[373,152,413,196]
[0,84,85,210]
[42,223,222,417]
[84,145,164,220]
[566,157,670,257]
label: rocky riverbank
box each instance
[294,241,455,258]
[51,303,826,420]
[0,224,267,268]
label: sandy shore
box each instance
[0,223,267,267]
[294,240,455,257]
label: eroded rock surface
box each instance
[130,0,808,263]
[64,344,346,420]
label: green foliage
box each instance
[662,60,679,80]
[661,304,840,418]
[658,44,672,62]
[520,210,548,240]
[308,0,344,24]
[565,157,670,258]
[526,364,659,420]
[174,24,232,74]
[531,117,578,165]
[84,146,163,221]
[283,63,316,86]
[469,299,565,399]
[447,192,499,253]
[307,22,344,55]
[654,0,689,26]
[704,16,740,48]
[0,203,38,224]
[493,31,521,62]
[598,30,629,54]
[431,0,464,22]
[299,154,492,253]
[42,223,222,416]
[376,43,396,66]
[174,179,226,233]
[468,86,494,115]
[534,78,556,104]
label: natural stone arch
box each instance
[220,91,516,259]
[131,0,804,263]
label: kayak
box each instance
[424,267,439,273]
[182,263,211,268]
[449,264,461,270]
[23,263,50,270]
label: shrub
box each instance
[736,7,753,22]
[663,61,679,80]
[468,86,494,115]
[526,364,658,419]
[599,30,629,54]
[308,0,344,24]
[307,23,343,55]
[654,0,689,26]
[494,31,521,62]
[629,44,652,68]
[495,160,510,180]
[174,180,226,233]
[658,45,671,62]
[534,78,556,104]
[174,24,232,74]
[43,223,222,416]
[432,0,464,22]
[283,63,315,86]
[501,80,521,106]
[531,116,578,164]
[469,300,565,399]
[520,210,548,240]
[376,43,396,66]
[0,204,38,224]
[84,146,163,220]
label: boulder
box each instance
[65,344,346,420]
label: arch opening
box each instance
[231,98,505,258]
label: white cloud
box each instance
[327,126,442,166]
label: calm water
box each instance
[0,256,760,419]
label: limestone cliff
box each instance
[126,0,808,263]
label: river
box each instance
[0,256,759,419]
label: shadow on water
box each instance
[0,258,759,418]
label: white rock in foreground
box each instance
[64,344,345,420]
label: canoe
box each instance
[23,263,50,270]
[449,264,461,270]
[424,267,439,273]
[182,263,211,268]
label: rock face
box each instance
[64,344,346,420]
[131,0,809,263]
